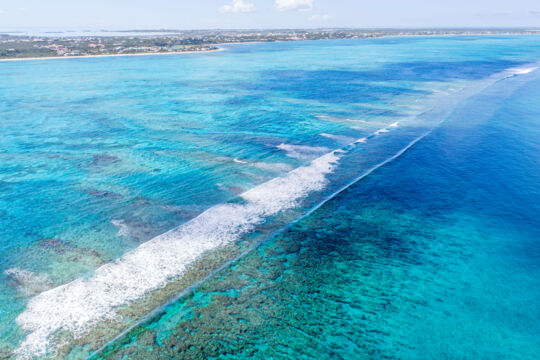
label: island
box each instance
[1,28,539,60]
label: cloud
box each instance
[275,0,313,11]
[0,9,6,15]
[309,14,330,21]
[220,0,256,13]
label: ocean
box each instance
[1,36,539,359]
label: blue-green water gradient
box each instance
[1,36,540,358]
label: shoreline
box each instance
[0,47,224,62]
[1,32,539,62]
[4,34,540,358]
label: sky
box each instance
[0,0,539,30]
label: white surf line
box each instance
[355,137,368,144]
[15,150,344,359]
[497,62,540,82]
[506,66,539,75]
[369,121,399,138]
[96,69,538,354]
[28,60,537,357]
[87,64,540,358]
[14,58,539,360]
[16,119,403,359]
[90,122,437,360]
[374,128,390,135]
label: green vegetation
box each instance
[1,28,538,59]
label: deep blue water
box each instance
[95,49,540,360]
[1,36,540,359]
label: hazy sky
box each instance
[0,0,539,30]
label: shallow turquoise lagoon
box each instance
[1,36,540,358]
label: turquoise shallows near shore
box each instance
[1,36,540,359]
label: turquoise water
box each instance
[1,36,540,358]
[95,62,540,360]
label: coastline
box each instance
[4,35,537,358]
[1,32,539,62]
[0,47,224,62]
[214,32,540,46]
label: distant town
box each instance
[1,28,539,59]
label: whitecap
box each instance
[506,66,538,75]
[355,137,368,144]
[320,133,356,143]
[374,128,390,135]
[15,147,343,359]
[276,143,329,161]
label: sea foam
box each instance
[15,116,405,358]
[276,143,329,160]
[374,128,390,135]
[14,147,343,359]
[320,133,356,143]
[506,66,539,75]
